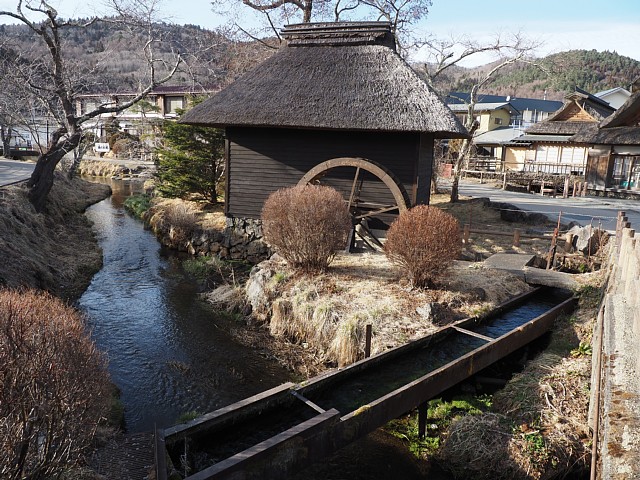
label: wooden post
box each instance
[540,180,545,196]
[513,228,521,247]
[572,181,577,197]
[563,177,569,198]
[418,402,428,439]
[582,181,588,196]
[463,224,470,245]
[480,171,484,184]
[365,324,372,358]
[547,211,562,270]
[502,172,507,190]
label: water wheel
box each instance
[297,157,410,250]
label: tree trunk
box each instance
[450,173,460,202]
[27,153,60,212]
[1,126,12,159]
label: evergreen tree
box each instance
[155,100,225,204]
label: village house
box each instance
[571,89,640,193]
[446,93,563,170]
[180,22,466,241]
[75,85,218,146]
[503,88,615,175]
[595,86,632,110]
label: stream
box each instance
[78,179,292,433]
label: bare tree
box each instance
[421,32,542,201]
[0,0,182,212]
[211,0,432,55]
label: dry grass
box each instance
[247,252,531,369]
[0,174,111,300]
[437,279,601,479]
[147,197,226,233]
[431,193,556,258]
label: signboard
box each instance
[94,142,110,153]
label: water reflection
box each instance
[78,180,291,432]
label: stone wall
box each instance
[149,214,270,264]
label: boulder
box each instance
[567,225,609,255]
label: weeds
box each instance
[123,194,151,218]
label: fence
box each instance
[589,211,640,480]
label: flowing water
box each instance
[78,180,292,433]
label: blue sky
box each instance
[1,0,639,66]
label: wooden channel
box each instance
[157,288,575,480]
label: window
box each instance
[494,117,503,125]
[164,96,185,114]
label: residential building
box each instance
[504,88,615,175]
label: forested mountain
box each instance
[0,20,270,92]
[2,18,639,99]
[447,50,640,100]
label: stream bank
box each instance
[0,173,110,301]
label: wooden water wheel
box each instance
[297,157,411,250]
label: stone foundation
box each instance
[152,215,270,264]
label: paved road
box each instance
[0,159,35,187]
[459,181,640,232]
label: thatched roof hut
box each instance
[181,22,466,137]
[180,22,466,227]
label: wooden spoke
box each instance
[355,205,400,220]
[347,166,361,210]
[297,157,411,252]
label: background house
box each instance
[446,93,563,171]
[181,22,466,231]
[75,85,219,148]
[571,90,640,193]
[504,88,615,175]
[595,87,632,110]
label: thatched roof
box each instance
[180,22,467,138]
[569,90,640,145]
[525,121,598,135]
[524,87,615,137]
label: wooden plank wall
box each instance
[226,127,428,223]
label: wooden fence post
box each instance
[365,324,372,358]
[463,224,470,245]
[563,177,569,198]
[513,229,521,247]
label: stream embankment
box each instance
[0,173,110,301]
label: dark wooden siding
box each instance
[226,127,429,221]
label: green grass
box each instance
[123,194,152,219]
[384,395,493,458]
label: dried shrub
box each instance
[384,205,461,288]
[147,199,199,247]
[438,413,524,480]
[0,289,110,479]
[261,185,352,272]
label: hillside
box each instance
[447,50,640,100]
[2,17,639,100]
[0,20,271,92]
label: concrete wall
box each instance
[591,216,640,479]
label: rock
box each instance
[245,265,276,318]
[567,225,609,255]
[416,303,433,320]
